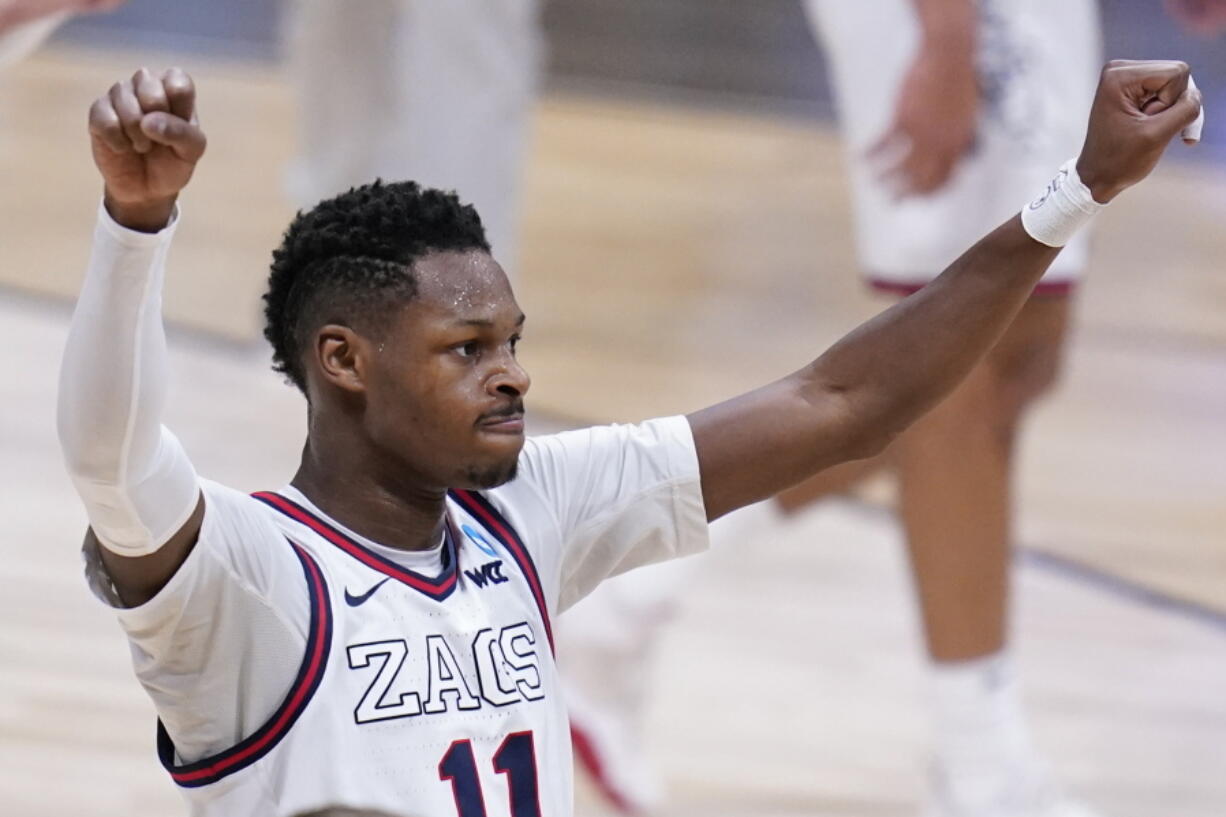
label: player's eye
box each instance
[454,341,481,359]
[509,334,521,355]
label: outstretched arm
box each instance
[57,67,208,605]
[690,60,1203,520]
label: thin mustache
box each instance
[478,401,525,423]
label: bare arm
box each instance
[869,0,978,197]
[691,61,1203,520]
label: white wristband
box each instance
[1020,159,1105,248]
[1183,76,1204,143]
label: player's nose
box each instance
[487,354,530,399]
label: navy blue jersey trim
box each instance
[157,539,333,788]
[450,490,554,653]
[253,491,459,602]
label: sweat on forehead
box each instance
[411,249,514,311]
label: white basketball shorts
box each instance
[807,0,1101,295]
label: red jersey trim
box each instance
[253,491,459,602]
[450,489,555,654]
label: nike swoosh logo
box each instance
[344,577,391,607]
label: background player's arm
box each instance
[0,0,124,34]
[57,68,208,605]
[690,60,1202,521]
[1166,0,1226,35]
[869,0,978,197]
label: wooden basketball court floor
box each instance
[0,46,1223,816]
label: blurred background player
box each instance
[786,1,1219,816]
[792,2,1100,815]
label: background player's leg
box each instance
[901,294,1070,660]
[380,0,542,274]
[284,0,542,273]
[561,559,695,814]
[775,450,887,512]
[283,0,397,206]
[897,294,1075,814]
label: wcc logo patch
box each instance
[462,523,500,557]
[464,560,508,588]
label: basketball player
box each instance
[790,4,1212,815]
[59,62,1200,816]
[281,5,672,805]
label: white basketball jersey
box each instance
[158,488,570,817]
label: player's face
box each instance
[362,250,530,491]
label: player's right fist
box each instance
[88,67,206,232]
[1075,60,1202,204]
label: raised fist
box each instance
[88,67,206,231]
[1075,60,1203,204]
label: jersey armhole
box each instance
[156,537,333,788]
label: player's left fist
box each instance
[1075,60,1203,203]
[88,66,206,232]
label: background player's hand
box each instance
[0,0,124,34]
[1166,0,1226,36]
[868,46,979,198]
[88,67,206,232]
[1076,60,1203,203]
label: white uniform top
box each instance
[806,0,1102,290]
[85,418,709,817]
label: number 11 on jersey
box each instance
[439,731,542,817]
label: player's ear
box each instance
[315,324,370,395]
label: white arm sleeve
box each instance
[57,203,200,556]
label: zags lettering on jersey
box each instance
[347,623,544,725]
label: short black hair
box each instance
[263,180,490,392]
